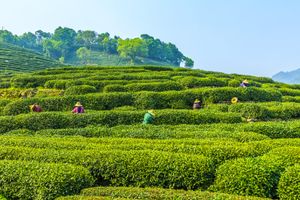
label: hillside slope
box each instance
[0,42,62,72]
[0,66,299,199]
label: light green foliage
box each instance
[57,186,270,200]
[117,38,148,62]
[278,164,300,200]
[76,47,91,64]
[0,160,94,200]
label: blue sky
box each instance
[1,0,300,77]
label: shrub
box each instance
[0,110,242,133]
[0,160,94,200]
[64,85,97,95]
[228,103,271,120]
[278,164,300,200]
[102,84,126,92]
[55,186,271,200]
[3,93,134,115]
[279,88,300,96]
[179,77,227,88]
[0,147,214,190]
[228,79,241,87]
[210,157,283,198]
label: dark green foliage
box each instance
[0,110,242,133]
[104,82,183,92]
[278,164,300,200]
[228,103,271,120]
[64,85,97,95]
[179,77,228,88]
[3,93,134,115]
[0,146,214,190]
[0,160,94,200]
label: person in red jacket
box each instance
[30,103,42,112]
[72,102,85,114]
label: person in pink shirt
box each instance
[72,102,85,114]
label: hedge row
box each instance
[211,102,300,120]
[0,135,270,164]
[57,186,271,200]
[278,164,300,200]
[44,78,171,90]
[11,72,173,88]
[0,160,94,200]
[3,87,282,115]
[0,110,242,133]
[103,81,184,92]
[33,125,269,141]
[279,88,300,96]
[0,147,215,190]
[210,147,300,198]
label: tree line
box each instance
[0,27,194,67]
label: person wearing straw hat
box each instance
[193,99,201,110]
[240,80,249,88]
[29,103,42,112]
[72,102,85,114]
[143,110,155,124]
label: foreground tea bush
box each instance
[278,164,300,200]
[0,147,214,190]
[211,147,300,198]
[0,160,94,200]
[210,157,282,198]
[56,186,270,200]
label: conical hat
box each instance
[75,102,82,107]
[148,110,155,116]
[194,99,200,103]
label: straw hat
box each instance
[231,97,238,104]
[243,80,249,84]
[148,110,155,116]
[74,102,82,107]
[194,99,200,103]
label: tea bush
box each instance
[0,160,94,200]
[278,164,300,200]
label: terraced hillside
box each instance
[0,66,299,200]
[0,42,61,72]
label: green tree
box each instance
[18,32,40,51]
[52,27,77,58]
[76,30,97,50]
[35,30,51,45]
[76,47,91,64]
[42,39,63,59]
[183,57,194,68]
[0,30,17,44]
[117,38,148,63]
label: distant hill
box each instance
[0,42,61,72]
[0,27,194,68]
[272,68,300,84]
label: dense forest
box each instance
[0,27,194,67]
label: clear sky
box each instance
[1,0,300,77]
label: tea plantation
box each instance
[0,42,61,72]
[0,65,300,199]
